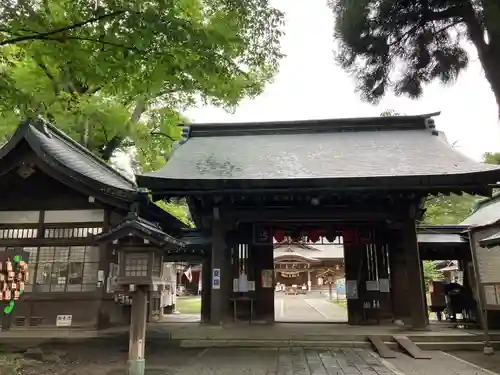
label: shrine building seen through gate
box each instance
[137,113,500,329]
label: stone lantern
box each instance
[95,213,185,375]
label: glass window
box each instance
[44,210,105,224]
[82,262,99,291]
[30,246,100,293]
[125,253,149,277]
[35,262,52,293]
[0,211,39,224]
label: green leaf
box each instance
[0,0,284,167]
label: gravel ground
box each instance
[0,343,205,375]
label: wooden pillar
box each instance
[403,220,427,330]
[201,256,211,323]
[253,242,275,322]
[344,244,361,324]
[210,208,228,324]
[390,254,410,319]
[128,286,148,375]
[375,242,392,320]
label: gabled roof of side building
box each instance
[461,193,500,228]
[0,117,137,202]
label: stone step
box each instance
[172,334,498,343]
[179,339,372,348]
[177,339,500,351]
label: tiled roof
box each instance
[0,117,137,200]
[95,214,185,248]
[417,233,465,244]
[274,243,344,260]
[461,194,500,228]
[138,113,500,192]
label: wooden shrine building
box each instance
[273,237,345,288]
[137,113,500,329]
[0,117,188,328]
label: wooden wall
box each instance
[0,166,125,328]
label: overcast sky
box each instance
[185,0,500,161]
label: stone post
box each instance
[128,286,148,375]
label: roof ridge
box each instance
[180,112,441,139]
[32,117,137,188]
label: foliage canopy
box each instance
[0,0,284,170]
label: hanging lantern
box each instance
[342,228,356,244]
[273,229,285,243]
[308,229,320,243]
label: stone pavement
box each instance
[10,346,500,375]
[172,347,397,375]
[384,351,499,375]
[275,294,348,322]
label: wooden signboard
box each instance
[253,224,272,245]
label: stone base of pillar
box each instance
[127,359,145,375]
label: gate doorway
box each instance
[272,232,347,322]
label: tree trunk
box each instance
[481,48,500,117]
[100,99,147,161]
[463,5,500,116]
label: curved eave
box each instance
[94,219,185,249]
[137,171,498,196]
[0,120,138,205]
[274,253,321,263]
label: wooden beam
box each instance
[226,208,406,222]
[368,336,397,358]
[393,336,431,359]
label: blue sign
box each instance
[335,278,346,294]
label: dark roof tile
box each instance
[1,117,137,200]
[461,194,500,227]
[139,114,500,189]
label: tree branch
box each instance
[35,61,60,95]
[151,132,176,142]
[0,10,127,46]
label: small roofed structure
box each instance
[95,214,185,248]
[417,225,470,261]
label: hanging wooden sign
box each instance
[253,224,272,245]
